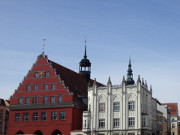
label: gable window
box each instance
[15,113,20,122]
[45,71,49,78]
[128,117,135,127]
[34,84,38,91]
[41,112,47,121]
[113,118,119,128]
[51,112,57,120]
[113,102,120,112]
[51,83,55,90]
[128,101,135,110]
[58,96,62,103]
[23,113,29,122]
[99,103,105,112]
[26,97,30,104]
[99,119,105,128]
[43,96,48,103]
[19,97,23,104]
[60,111,65,120]
[51,96,55,103]
[34,72,38,78]
[26,85,31,91]
[44,84,48,90]
[33,97,37,104]
[33,112,38,121]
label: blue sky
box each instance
[0,0,180,108]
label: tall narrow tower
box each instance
[79,42,91,82]
[126,58,135,85]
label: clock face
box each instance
[39,72,44,78]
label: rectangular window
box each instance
[51,112,57,120]
[51,83,55,90]
[60,111,65,120]
[34,84,38,91]
[33,97,37,104]
[113,118,119,128]
[99,103,105,112]
[33,112,38,121]
[26,85,31,91]
[34,72,38,78]
[41,112,47,121]
[51,96,55,103]
[113,102,120,112]
[45,71,49,78]
[58,96,62,103]
[23,113,29,122]
[128,117,135,127]
[99,119,105,128]
[19,97,23,104]
[128,101,135,110]
[26,97,30,104]
[15,113,20,122]
[43,96,48,103]
[44,84,48,90]
[142,118,146,127]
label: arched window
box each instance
[51,129,62,135]
[34,130,43,135]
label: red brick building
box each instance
[8,49,103,135]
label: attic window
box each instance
[45,71,49,78]
[34,72,38,78]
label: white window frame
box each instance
[113,102,120,112]
[33,112,38,121]
[60,111,65,120]
[51,96,55,103]
[99,119,105,128]
[128,101,135,111]
[113,118,120,128]
[51,112,57,120]
[128,117,135,127]
[99,103,105,112]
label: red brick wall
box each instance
[7,54,86,135]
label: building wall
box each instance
[83,78,153,135]
[7,54,86,135]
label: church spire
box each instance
[126,58,135,86]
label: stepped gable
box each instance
[162,103,178,115]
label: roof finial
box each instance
[42,39,46,54]
[84,38,87,59]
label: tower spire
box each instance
[84,40,87,58]
[79,40,91,82]
[126,58,135,85]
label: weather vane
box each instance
[42,39,46,54]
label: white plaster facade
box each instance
[83,76,154,135]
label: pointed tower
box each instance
[126,58,135,86]
[79,41,91,82]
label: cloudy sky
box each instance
[0,0,180,108]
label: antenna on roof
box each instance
[42,39,46,54]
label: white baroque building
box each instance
[82,60,155,135]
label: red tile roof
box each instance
[48,59,104,107]
[162,103,178,116]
